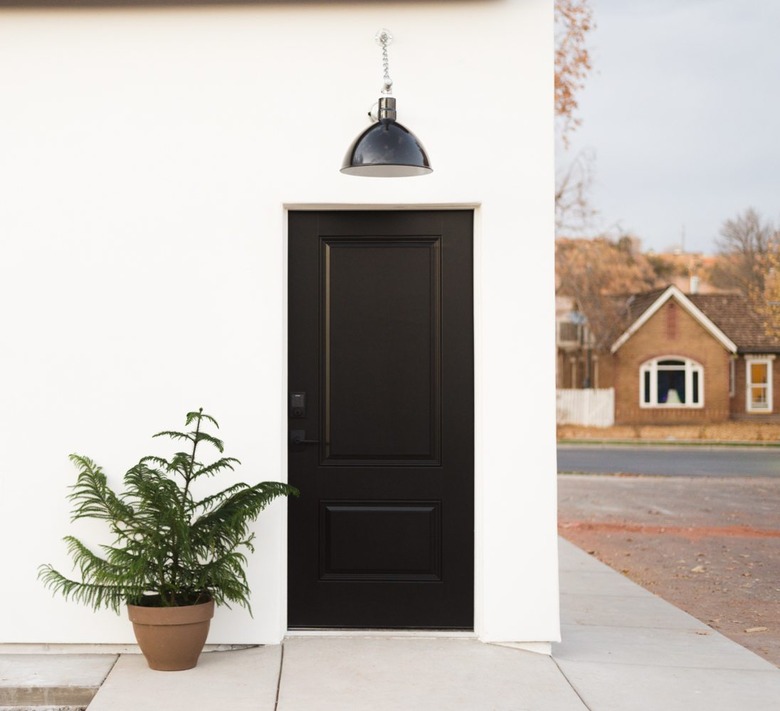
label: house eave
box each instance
[611,285,738,355]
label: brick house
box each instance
[611,285,780,424]
[555,295,616,390]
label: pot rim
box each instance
[127,597,215,626]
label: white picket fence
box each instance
[556,388,615,427]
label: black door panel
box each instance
[287,210,474,628]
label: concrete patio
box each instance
[3,538,779,710]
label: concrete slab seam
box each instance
[102,655,119,685]
[274,642,284,711]
[551,656,593,711]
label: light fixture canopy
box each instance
[341,30,432,177]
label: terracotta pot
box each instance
[127,598,215,671]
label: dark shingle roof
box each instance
[620,286,780,353]
[688,293,780,353]
[623,288,668,324]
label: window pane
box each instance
[692,371,699,404]
[658,359,685,366]
[751,386,769,408]
[751,363,768,385]
[729,360,735,396]
[643,371,650,403]
[657,369,685,404]
[558,322,579,342]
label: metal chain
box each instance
[376,29,393,95]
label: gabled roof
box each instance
[611,285,739,354]
[689,293,780,353]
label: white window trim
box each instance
[639,356,704,409]
[746,356,774,413]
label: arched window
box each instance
[640,357,703,408]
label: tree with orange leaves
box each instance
[555,0,594,147]
[556,236,659,349]
[555,0,595,233]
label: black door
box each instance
[287,210,474,628]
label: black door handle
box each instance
[290,429,320,445]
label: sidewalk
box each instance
[557,422,780,446]
[2,538,779,710]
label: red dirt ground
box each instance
[558,473,780,668]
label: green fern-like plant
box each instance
[39,409,298,613]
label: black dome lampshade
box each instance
[341,97,432,177]
[340,30,433,178]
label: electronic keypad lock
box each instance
[290,392,306,418]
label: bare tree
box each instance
[711,208,778,297]
[555,149,597,234]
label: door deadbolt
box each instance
[290,392,306,418]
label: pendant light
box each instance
[341,30,432,177]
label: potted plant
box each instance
[39,408,298,671]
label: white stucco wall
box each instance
[0,0,557,646]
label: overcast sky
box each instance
[559,0,780,255]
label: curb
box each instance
[557,439,780,448]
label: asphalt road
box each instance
[557,444,780,477]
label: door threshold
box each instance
[286,629,477,639]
